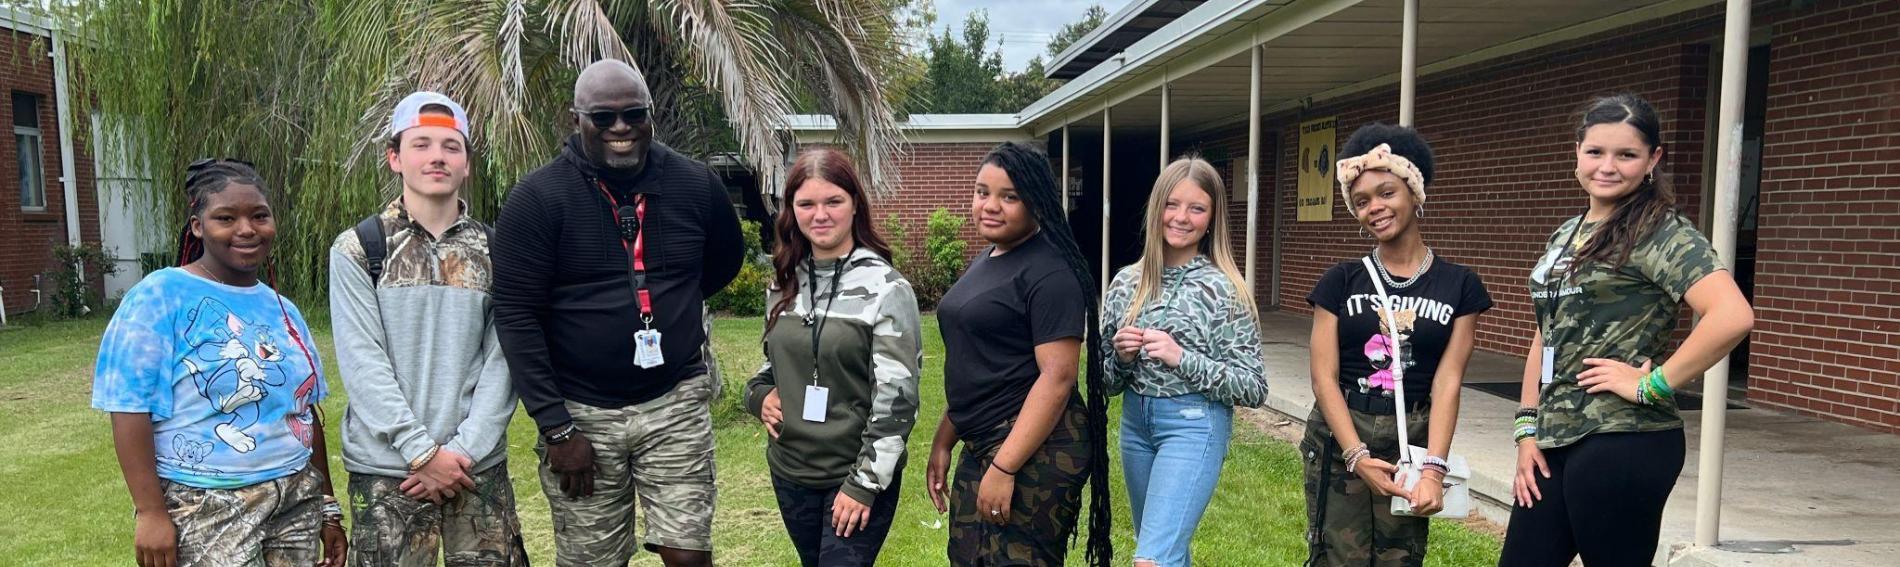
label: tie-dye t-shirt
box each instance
[92,267,326,489]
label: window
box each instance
[14,92,46,211]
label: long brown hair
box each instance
[765,147,893,330]
[1574,93,1677,268]
[1121,157,1257,326]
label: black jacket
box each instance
[493,136,744,431]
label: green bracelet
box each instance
[1648,368,1674,397]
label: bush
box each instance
[885,208,968,310]
[50,244,121,319]
[707,219,770,316]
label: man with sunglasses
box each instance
[492,59,743,567]
[329,91,528,566]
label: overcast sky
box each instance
[930,0,1109,72]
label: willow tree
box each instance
[56,0,910,301]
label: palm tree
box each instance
[55,0,909,299]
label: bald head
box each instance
[572,59,655,175]
[574,60,650,109]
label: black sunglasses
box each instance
[573,107,650,129]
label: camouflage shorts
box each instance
[160,465,326,567]
[536,374,717,566]
[347,465,527,566]
[1300,406,1432,567]
[948,400,1092,566]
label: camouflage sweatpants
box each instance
[536,374,718,566]
[160,465,326,567]
[346,464,527,566]
[1300,406,1431,567]
[948,400,1092,566]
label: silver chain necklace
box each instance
[1372,246,1434,290]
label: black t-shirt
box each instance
[938,233,1088,438]
[1307,256,1492,401]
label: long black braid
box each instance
[174,159,267,266]
[981,142,1112,566]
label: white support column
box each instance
[1399,0,1418,126]
[1245,44,1261,291]
[1101,107,1113,292]
[1062,122,1072,217]
[1160,79,1171,167]
[1696,0,1751,549]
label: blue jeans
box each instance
[1121,392,1234,566]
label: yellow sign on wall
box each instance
[1297,117,1337,222]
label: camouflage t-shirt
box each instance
[1530,213,1722,449]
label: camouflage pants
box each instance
[948,400,1092,566]
[1300,406,1431,567]
[536,374,717,566]
[346,465,527,566]
[770,472,904,567]
[160,465,326,567]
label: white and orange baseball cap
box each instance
[388,91,470,142]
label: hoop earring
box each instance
[1359,226,1371,239]
[1415,204,1426,219]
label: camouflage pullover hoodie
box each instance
[1099,254,1268,408]
[745,247,923,505]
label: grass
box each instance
[0,313,1501,565]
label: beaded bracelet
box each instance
[408,445,441,472]
[1342,443,1370,473]
[1514,425,1537,445]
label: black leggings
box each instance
[771,472,903,567]
[1498,429,1685,567]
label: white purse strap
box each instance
[1360,256,1415,468]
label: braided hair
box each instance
[174,159,268,266]
[980,141,1112,566]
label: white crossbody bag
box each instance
[1360,256,1472,518]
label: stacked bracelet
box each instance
[1513,408,1538,444]
[1637,367,1675,405]
[408,445,440,472]
[1342,443,1371,473]
[1420,455,1450,477]
[320,495,344,528]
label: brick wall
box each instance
[1,27,101,318]
[1747,0,1900,432]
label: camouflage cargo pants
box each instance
[948,399,1092,566]
[1300,406,1431,567]
[346,464,527,566]
[536,374,718,566]
[160,465,326,566]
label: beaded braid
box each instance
[174,159,267,266]
[980,142,1113,566]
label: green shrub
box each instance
[49,244,121,319]
[707,220,770,316]
[884,208,968,310]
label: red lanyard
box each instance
[596,182,654,325]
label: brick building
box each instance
[789,0,1900,434]
[0,11,101,322]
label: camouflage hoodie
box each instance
[1099,255,1268,408]
[745,248,923,505]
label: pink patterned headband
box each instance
[1335,143,1426,215]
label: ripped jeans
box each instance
[1121,392,1234,566]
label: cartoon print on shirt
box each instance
[175,297,317,454]
[1360,305,1418,397]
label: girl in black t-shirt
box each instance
[927,142,1112,566]
[1301,124,1491,567]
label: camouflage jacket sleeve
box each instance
[1097,266,1139,396]
[841,275,924,505]
[743,286,781,420]
[1176,276,1269,408]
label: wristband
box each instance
[990,461,1019,476]
[408,445,440,472]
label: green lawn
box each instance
[0,313,1501,565]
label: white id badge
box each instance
[802,385,829,422]
[1541,346,1556,385]
[634,329,665,369]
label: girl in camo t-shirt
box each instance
[1499,94,1755,566]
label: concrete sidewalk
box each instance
[1249,311,1900,566]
